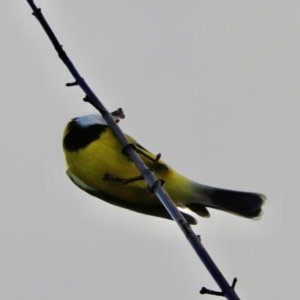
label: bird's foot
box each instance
[122,144,161,165]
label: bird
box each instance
[63,114,265,225]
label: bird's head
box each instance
[63,114,108,152]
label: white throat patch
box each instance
[76,114,108,127]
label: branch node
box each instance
[32,7,41,16]
[200,287,223,296]
[199,278,238,297]
[231,277,238,290]
[83,95,92,103]
[111,108,125,123]
[66,81,78,87]
[83,95,106,115]
[111,108,125,119]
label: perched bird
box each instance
[63,114,265,225]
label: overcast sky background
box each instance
[1,1,299,299]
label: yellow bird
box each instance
[63,114,265,224]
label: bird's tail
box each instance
[187,182,266,219]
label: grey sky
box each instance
[1,1,299,299]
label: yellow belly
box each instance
[64,129,192,206]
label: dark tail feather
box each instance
[189,182,266,219]
[207,187,265,218]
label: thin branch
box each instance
[26,2,241,299]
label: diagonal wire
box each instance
[26,1,241,299]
